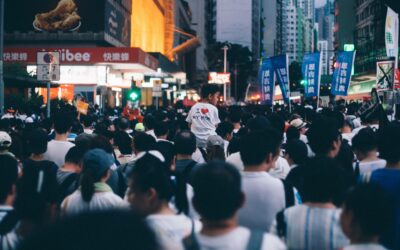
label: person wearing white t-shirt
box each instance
[127,153,201,250]
[186,84,221,148]
[352,127,386,175]
[187,161,285,250]
[44,113,74,167]
[238,129,297,232]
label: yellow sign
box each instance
[76,100,89,115]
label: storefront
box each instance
[4,47,159,107]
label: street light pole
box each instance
[222,45,229,102]
[0,0,4,115]
[234,63,238,101]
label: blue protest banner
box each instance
[259,58,275,105]
[331,51,356,96]
[302,53,321,98]
[271,55,290,103]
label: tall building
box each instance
[318,40,329,74]
[315,0,334,74]
[187,0,208,83]
[333,0,356,52]
[261,0,283,57]
[280,0,315,63]
[210,0,261,57]
[353,0,400,74]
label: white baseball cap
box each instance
[0,131,12,148]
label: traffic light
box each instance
[128,87,141,102]
[300,80,307,86]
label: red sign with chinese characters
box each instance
[3,47,158,70]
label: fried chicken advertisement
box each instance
[33,0,81,31]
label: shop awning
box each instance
[4,47,159,72]
[4,75,59,88]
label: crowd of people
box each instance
[0,83,399,250]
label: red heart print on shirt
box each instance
[201,108,209,114]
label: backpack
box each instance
[181,160,198,185]
[0,210,18,235]
[280,179,295,208]
[59,173,80,201]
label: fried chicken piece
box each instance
[44,0,77,20]
[61,12,81,30]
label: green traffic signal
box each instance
[300,80,307,86]
[128,88,141,102]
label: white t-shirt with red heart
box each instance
[186,102,220,148]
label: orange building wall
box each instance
[131,0,166,54]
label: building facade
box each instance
[318,40,329,74]
[261,0,283,57]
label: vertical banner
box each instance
[331,51,356,96]
[302,53,321,98]
[376,56,396,91]
[271,55,290,103]
[386,7,399,69]
[259,58,275,105]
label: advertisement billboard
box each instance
[4,0,130,47]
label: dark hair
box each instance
[307,115,340,155]
[71,120,84,135]
[18,211,158,250]
[82,115,93,128]
[143,115,156,130]
[285,139,308,165]
[229,108,242,123]
[191,161,242,220]
[286,126,300,142]
[114,131,132,155]
[118,118,130,131]
[65,146,86,166]
[154,141,175,167]
[133,133,156,152]
[15,161,60,222]
[240,129,282,166]
[90,135,113,154]
[201,84,220,99]
[343,183,392,239]
[53,112,73,134]
[130,154,188,214]
[216,122,234,139]
[174,130,196,155]
[302,156,345,203]
[268,113,286,138]
[351,128,377,153]
[246,116,271,132]
[80,166,108,203]
[378,121,400,164]
[227,137,241,155]
[0,155,18,203]
[154,121,169,137]
[28,128,48,155]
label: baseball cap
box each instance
[290,118,307,130]
[206,135,225,149]
[0,131,12,148]
[135,123,145,132]
[83,149,114,180]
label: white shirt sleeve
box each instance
[210,106,221,126]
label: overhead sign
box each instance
[37,51,60,81]
[4,48,159,70]
[376,57,395,91]
[258,58,275,105]
[152,79,162,97]
[302,53,321,98]
[331,51,356,96]
[208,72,231,84]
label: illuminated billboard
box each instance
[4,0,131,47]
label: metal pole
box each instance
[156,96,159,110]
[234,63,238,101]
[0,0,5,115]
[47,82,50,118]
[222,45,228,102]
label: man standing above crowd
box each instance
[186,84,221,148]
